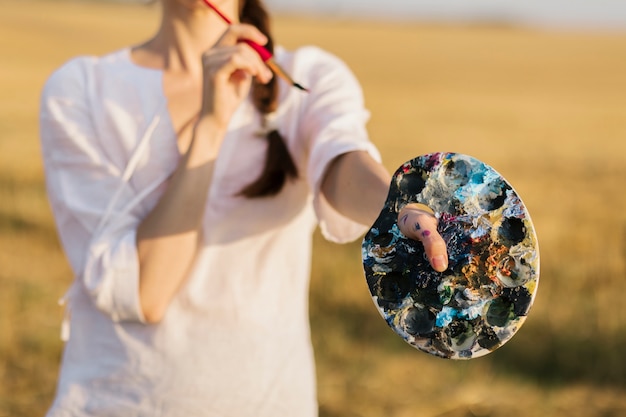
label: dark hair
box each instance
[238,0,298,197]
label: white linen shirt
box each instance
[40,45,380,417]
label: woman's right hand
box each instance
[200,24,273,130]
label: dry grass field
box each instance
[1,0,626,416]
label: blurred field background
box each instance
[1,0,626,416]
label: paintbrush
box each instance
[201,0,309,92]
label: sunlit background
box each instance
[1,0,625,416]
[266,0,626,30]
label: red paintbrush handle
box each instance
[242,39,273,62]
[201,0,272,61]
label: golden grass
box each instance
[1,0,626,416]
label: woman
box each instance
[40,0,448,415]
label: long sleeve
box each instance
[40,57,152,323]
[296,47,382,243]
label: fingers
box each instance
[397,203,449,272]
[206,24,273,84]
[197,24,273,132]
[203,44,272,84]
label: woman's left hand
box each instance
[397,203,449,272]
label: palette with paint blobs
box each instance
[362,152,539,359]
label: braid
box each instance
[238,0,298,197]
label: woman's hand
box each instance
[397,203,449,272]
[200,24,273,129]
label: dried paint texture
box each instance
[362,153,540,359]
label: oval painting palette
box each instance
[362,153,539,359]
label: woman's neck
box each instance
[134,0,238,76]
